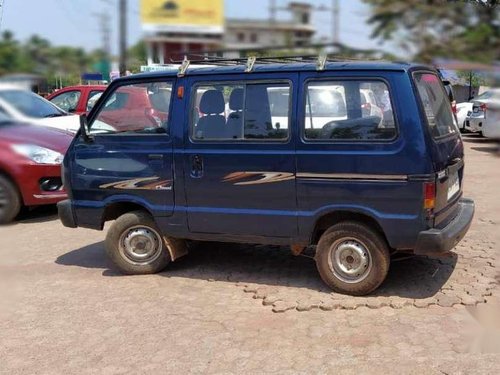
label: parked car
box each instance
[0,85,80,132]
[0,112,73,223]
[58,60,474,296]
[456,102,473,132]
[47,85,106,115]
[465,89,500,137]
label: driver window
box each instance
[89,82,173,135]
[50,90,81,113]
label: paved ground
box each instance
[1,134,499,374]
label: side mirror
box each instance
[79,114,93,142]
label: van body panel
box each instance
[59,62,473,256]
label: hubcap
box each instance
[119,226,163,265]
[328,238,372,283]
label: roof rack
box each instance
[170,54,378,76]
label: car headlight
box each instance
[11,144,63,165]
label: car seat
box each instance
[226,88,244,139]
[195,90,226,139]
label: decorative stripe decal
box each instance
[296,173,408,181]
[222,172,295,186]
[100,177,172,191]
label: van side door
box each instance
[70,79,175,226]
[182,73,299,238]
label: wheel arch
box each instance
[311,210,388,247]
[101,201,154,224]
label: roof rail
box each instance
[177,56,190,77]
[168,54,380,75]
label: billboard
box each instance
[141,0,224,34]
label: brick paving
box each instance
[0,135,499,374]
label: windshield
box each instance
[0,111,13,124]
[0,90,65,118]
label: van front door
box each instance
[71,80,175,222]
[183,74,298,238]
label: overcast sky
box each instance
[1,0,380,54]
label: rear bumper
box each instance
[414,198,474,255]
[57,199,77,228]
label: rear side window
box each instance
[89,81,172,134]
[303,80,396,141]
[414,73,457,138]
[191,82,290,141]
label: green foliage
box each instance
[0,31,148,88]
[456,70,488,86]
[362,0,500,63]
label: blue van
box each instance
[58,58,474,295]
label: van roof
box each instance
[127,61,434,81]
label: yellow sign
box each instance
[141,0,224,33]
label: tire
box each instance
[315,221,390,296]
[105,210,176,275]
[0,175,21,225]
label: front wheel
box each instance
[0,175,21,225]
[105,211,174,275]
[315,221,390,296]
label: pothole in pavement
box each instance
[167,238,497,313]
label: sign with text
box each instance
[141,0,224,34]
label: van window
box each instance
[414,72,457,138]
[89,82,172,134]
[303,80,396,141]
[191,82,290,141]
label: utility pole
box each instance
[0,0,5,32]
[94,12,111,59]
[119,0,127,77]
[332,0,340,45]
[270,0,277,23]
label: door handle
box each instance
[191,154,203,178]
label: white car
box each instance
[456,102,473,132]
[0,86,114,134]
[465,89,500,137]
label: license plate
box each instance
[447,172,460,200]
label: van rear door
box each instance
[413,71,464,228]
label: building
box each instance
[224,3,315,51]
[143,1,315,65]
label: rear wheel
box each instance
[0,175,21,225]
[315,221,390,295]
[105,211,173,275]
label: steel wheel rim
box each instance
[118,225,163,265]
[327,237,372,283]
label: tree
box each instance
[362,0,500,63]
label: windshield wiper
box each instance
[44,113,66,118]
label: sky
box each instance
[0,0,381,55]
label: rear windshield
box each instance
[414,72,457,138]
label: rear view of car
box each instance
[412,72,474,255]
[0,113,73,224]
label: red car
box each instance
[0,113,73,223]
[47,85,106,115]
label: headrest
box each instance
[229,88,244,111]
[200,90,225,114]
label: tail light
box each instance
[451,100,457,114]
[480,103,487,112]
[424,182,436,210]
